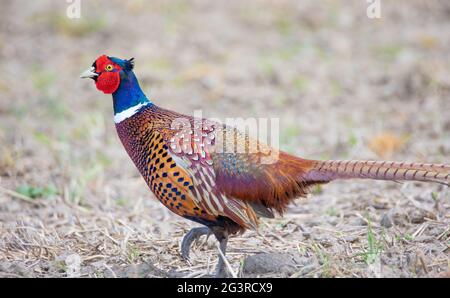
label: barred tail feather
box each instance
[305,160,450,186]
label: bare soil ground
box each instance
[0,0,449,277]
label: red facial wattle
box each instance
[94,55,122,94]
[96,71,120,94]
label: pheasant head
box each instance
[80,55,135,94]
[81,55,151,119]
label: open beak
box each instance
[80,66,98,79]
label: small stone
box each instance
[242,252,309,276]
[380,212,393,228]
[343,235,359,243]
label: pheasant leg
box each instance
[213,229,230,278]
[215,236,230,277]
[180,227,210,261]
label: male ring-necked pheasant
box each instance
[81,55,449,277]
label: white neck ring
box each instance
[114,102,150,124]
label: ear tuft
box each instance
[107,56,135,71]
[127,57,135,70]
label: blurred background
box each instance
[0,0,449,277]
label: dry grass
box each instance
[0,0,449,277]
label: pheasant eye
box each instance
[105,64,114,71]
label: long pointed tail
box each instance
[305,160,450,186]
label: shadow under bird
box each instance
[81,55,450,277]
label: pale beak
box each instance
[80,66,98,79]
